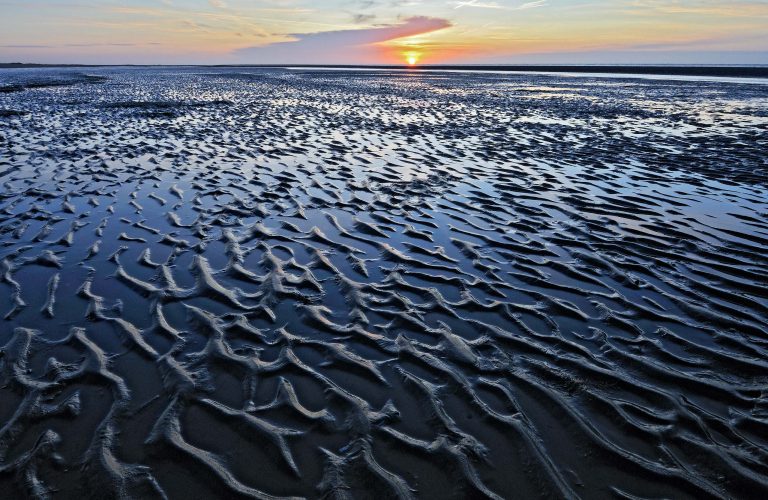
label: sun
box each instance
[403,51,421,66]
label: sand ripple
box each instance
[0,67,767,499]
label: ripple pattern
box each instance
[0,68,767,499]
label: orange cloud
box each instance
[233,17,452,64]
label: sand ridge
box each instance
[0,67,766,499]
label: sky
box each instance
[0,0,766,65]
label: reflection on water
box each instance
[0,67,766,499]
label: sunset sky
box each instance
[1,1,766,65]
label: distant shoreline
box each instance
[2,63,768,78]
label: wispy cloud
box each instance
[1,42,161,48]
[454,0,547,10]
[624,0,768,17]
[233,16,452,64]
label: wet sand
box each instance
[0,67,767,499]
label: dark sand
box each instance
[0,67,767,499]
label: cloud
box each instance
[1,42,161,48]
[352,13,377,24]
[453,0,547,10]
[624,0,768,18]
[233,16,452,64]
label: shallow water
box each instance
[0,67,767,499]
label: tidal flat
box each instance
[0,67,767,499]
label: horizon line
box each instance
[2,63,768,78]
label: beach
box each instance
[0,66,766,498]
